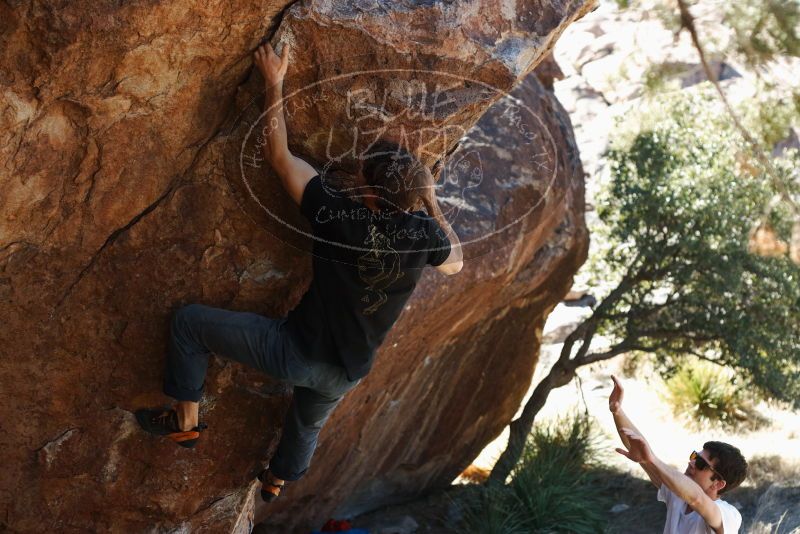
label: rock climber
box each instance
[609,375,746,533]
[134,42,464,502]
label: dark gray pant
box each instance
[163,303,361,481]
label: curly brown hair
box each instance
[360,139,429,213]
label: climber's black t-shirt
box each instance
[283,174,451,381]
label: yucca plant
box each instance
[456,413,610,533]
[664,359,766,430]
[508,414,609,533]
[453,484,533,534]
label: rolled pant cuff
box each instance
[163,381,203,402]
[268,463,307,482]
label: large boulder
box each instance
[0,0,593,531]
[264,62,589,531]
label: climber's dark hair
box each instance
[703,441,748,493]
[360,139,428,213]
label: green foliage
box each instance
[617,0,800,71]
[641,61,692,96]
[510,414,610,533]
[663,358,764,429]
[740,92,800,148]
[457,414,610,533]
[455,485,534,534]
[589,89,800,407]
[794,90,800,116]
[620,352,646,378]
[724,0,800,67]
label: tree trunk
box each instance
[485,362,575,486]
[484,273,641,486]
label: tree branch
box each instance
[676,0,798,219]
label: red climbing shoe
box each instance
[135,407,208,448]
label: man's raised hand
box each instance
[609,374,624,414]
[616,428,655,464]
[254,42,289,87]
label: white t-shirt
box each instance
[658,484,742,534]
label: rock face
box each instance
[0,0,592,531]
[272,61,588,531]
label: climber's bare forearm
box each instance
[262,82,291,167]
[259,78,316,206]
[252,44,313,205]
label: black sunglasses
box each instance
[690,450,725,481]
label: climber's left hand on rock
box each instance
[254,42,289,87]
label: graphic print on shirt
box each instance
[357,223,405,315]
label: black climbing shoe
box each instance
[257,468,285,502]
[135,407,208,449]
